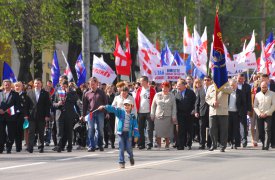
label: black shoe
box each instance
[242,142,247,148]
[265,147,269,151]
[52,147,57,151]
[104,144,108,148]
[67,149,72,152]
[187,146,192,150]
[7,151,11,154]
[57,148,62,153]
[39,149,44,153]
[138,146,145,150]
[177,147,184,150]
[220,148,225,152]
[209,147,216,151]
[199,146,205,150]
[99,147,104,151]
[16,149,21,152]
[111,145,115,149]
[28,149,33,153]
[88,148,95,152]
[130,158,135,166]
[146,146,152,150]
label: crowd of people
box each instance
[1,72,275,158]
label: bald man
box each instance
[254,82,275,150]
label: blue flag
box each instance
[185,54,192,74]
[192,67,205,79]
[51,51,61,87]
[266,32,273,46]
[161,42,174,66]
[212,10,228,90]
[3,62,17,83]
[174,51,184,66]
[75,53,86,87]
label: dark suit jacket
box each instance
[0,90,21,121]
[53,89,79,120]
[240,83,252,113]
[228,89,246,116]
[18,92,33,117]
[175,88,196,116]
[195,87,209,117]
[27,89,51,121]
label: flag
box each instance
[113,35,131,75]
[191,26,207,76]
[257,41,269,74]
[174,51,184,66]
[85,112,93,122]
[61,51,74,82]
[161,42,174,66]
[51,51,61,87]
[155,38,161,52]
[193,67,205,79]
[57,89,66,99]
[183,16,192,54]
[137,28,161,80]
[2,62,17,83]
[265,32,275,76]
[92,55,117,84]
[6,106,15,116]
[212,9,228,90]
[125,25,132,66]
[23,118,29,129]
[185,54,192,74]
[237,31,255,64]
[75,53,86,87]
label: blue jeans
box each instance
[118,131,133,164]
[87,111,104,149]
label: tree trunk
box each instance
[15,33,33,83]
[33,48,43,79]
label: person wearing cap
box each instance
[98,99,139,169]
[151,82,177,150]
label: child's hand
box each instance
[97,105,105,111]
[134,137,138,143]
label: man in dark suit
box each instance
[53,80,79,152]
[237,73,251,147]
[195,76,212,149]
[27,78,51,153]
[228,79,246,149]
[175,78,196,150]
[0,79,21,154]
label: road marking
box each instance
[0,162,47,171]
[56,154,99,161]
[60,151,218,180]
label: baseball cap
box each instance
[123,99,133,105]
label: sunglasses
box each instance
[204,79,211,81]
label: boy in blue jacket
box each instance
[98,99,139,169]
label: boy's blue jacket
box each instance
[105,105,139,138]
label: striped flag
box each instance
[61,51,74,82]
[85,112,93,122]
[75,53,86,87]
[6,106,15,116]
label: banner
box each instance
[92,55,117,84]
[153,66,186,83]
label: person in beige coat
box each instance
[151,82,177,150]
[254,81,275,150]
[206,83,233,152]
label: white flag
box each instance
[183,16,193,54]
[138,28,161,80]
[62,51,73,82]
[92,55,116,84]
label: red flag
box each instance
[212,8,228,90]
[125,25,132,66]
[113,35,131,75]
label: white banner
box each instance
[92,55,117,84]
[153,66,186,83]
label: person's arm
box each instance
[150,95,157,120]
[253,94,261,116]
[265,93,275,116]
[205,86,216,107]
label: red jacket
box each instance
[135,86,156,113]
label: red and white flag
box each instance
[257,41,269,74]
[125,25,132,66]
[7,106,15,116]
[113,35,131,75]
[137,28,161,80]
[183,16,193,54]
[62,51,73,82]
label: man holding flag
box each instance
[205,8,232,152]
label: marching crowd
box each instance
[1,73,275,160]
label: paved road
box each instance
[1,142,275,180]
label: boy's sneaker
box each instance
[119,163,125,169]
[130,158,135,166]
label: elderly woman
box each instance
[151,82,177,150]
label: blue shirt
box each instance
[181,89,186,98]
